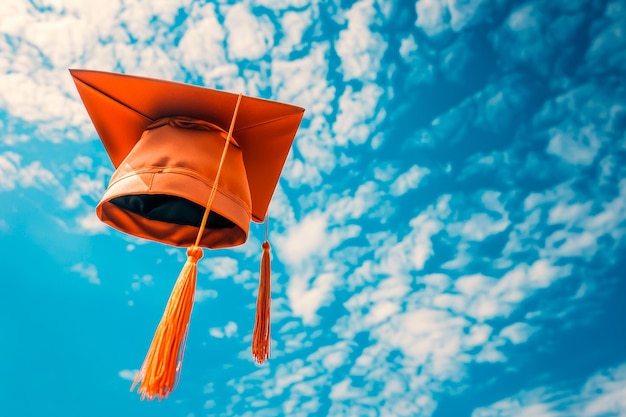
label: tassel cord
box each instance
[194,94,243,245]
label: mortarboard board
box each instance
[70,69,304,400]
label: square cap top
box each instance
[70,69,304,223]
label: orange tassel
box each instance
[131,246,203,400]
[252,240,271,364]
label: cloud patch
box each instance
[70,262,100,285]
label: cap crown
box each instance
[97,118,251,248]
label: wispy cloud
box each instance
[415,0,494,37]
[75,210,108,235]
[389,165,430,196]
[224,4,273,62]
[118,369,139,382]
[335,0,386,82]
[473,362,626,417]
[0,152,59,191]
[70,262,100,285]
[209,321,238,339]
[195,288,218,303]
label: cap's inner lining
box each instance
[110,194,235,229]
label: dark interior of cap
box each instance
[110,194,235,228]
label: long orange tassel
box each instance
[131,246,202,400]
[252,240,271,364]
[131,94,243,400]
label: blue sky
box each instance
[1,0,625,416]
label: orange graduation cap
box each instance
[70,69,304,400]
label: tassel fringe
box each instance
[131,246,203,400]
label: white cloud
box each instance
[70,262,100,285]
[275,211,328,266]
[444,190,511,248]
[465,323,493,348]
[271,42,335,110]
[515,178,626,264]
[0,152,20,191]
[399,34,418,60]
[333,83,385,147]
[547,124,602,166]
[306,341,352,373]
[500,322,537,344]
[580,362,626,416]
[198,256,238,280]
[475,340,507,364]
[275,9,313,57]
[72,155,93,171]
[209,321,238,339]
[76,210,108,234]
[251,0,310,10]
[448,212,510,241]
[398,34,435,88]
[118,369,139,382]
[377,308,469,377]
[490,1,577,77]
[415,0,448,37]
[20,161,58,189]
[543,229,598,259]
[271,43,338,188]
[547,200,592,226]
[0,152,59,191]
[131,274,154,291]
[441,242,472,270]
[327,181,382,224]
[224,4,274,61]
[176,3,227,78]
[390,165,430,196]
[584,0,626,74]
[455,273,497,296]
[488,260,572,315]
[18,13,94,69]
[586,181,626,241]
[63,173,105,209]
[0,71,91,141]
[287,270,341,325]
[361,196,449,285]
[415,0,491,37]
[473,362,626,417]
[335,0,387,81]
[373,164,397,182]
[195,288,218,303]
[275,188,368,323]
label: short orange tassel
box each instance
[131,246,202,400]
[252,240,271,364]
